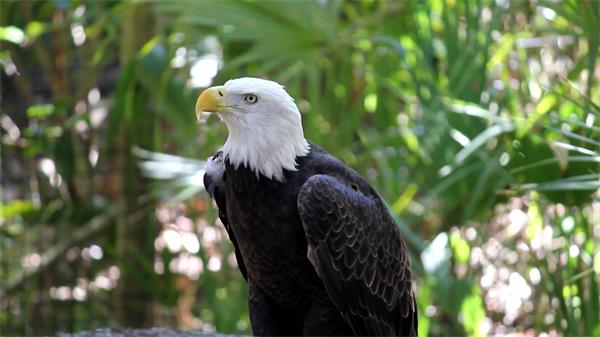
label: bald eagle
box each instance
[198,78,417,336]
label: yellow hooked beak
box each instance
[195,86,226,120]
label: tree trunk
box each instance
[115,2,157,327]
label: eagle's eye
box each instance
[244,94,258,104]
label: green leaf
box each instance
[105,58,136,154]
[53,132,75,184]
[25,21,45,40]
[515,178,600,191]
[517,94,557,137]
[0,200,35,219]
[454,123,515,164]
[460,286,486,337]
[450,231,470,264]
[526,192,543,241]
[26,104,55,119]
[0,25,26,44]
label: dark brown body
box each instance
[225,147,352,335]
[206,144,417,336]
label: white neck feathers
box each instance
[223,119,310,182]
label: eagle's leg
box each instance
[248,282,303,336]
[303,295,353,336]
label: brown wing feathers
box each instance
[298,174,417,336]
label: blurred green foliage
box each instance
[1,0,599,336]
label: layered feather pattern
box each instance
[298,174,417,336]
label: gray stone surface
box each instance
[55,328,246,337]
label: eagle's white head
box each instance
[196,77,310,181]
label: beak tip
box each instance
[195,86,225,117]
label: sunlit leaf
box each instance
[26,104,55,119]
[460,286,486,337]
